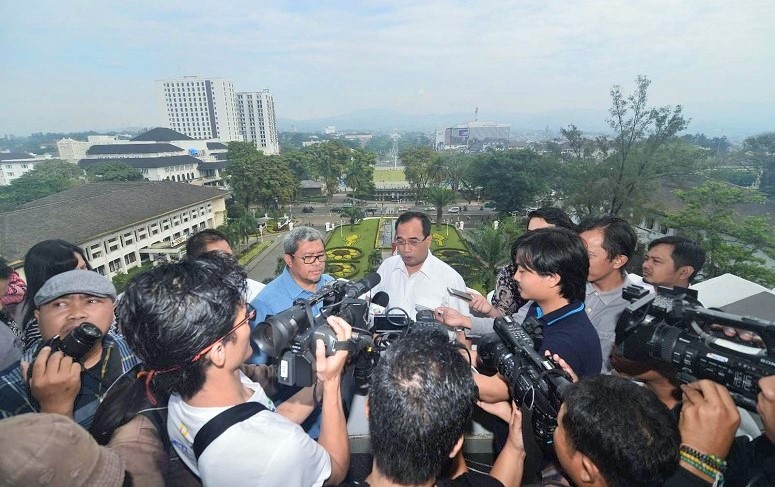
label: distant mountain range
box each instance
[278,108,773,141]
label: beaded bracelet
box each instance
[680,450,725,486]
[680,444,728,472]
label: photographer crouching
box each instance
[118,253,351,486]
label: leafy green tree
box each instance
[85,162,143,182]
[439,152,474,193]
[281,149,312,181]
[344,149,376,200]
[307,141,350,203]
[225,142,298,211]
[0,160,84,209]
[663,181,775,287]
[340,206,364,229]
[365,135,393,156]
[560,76,702,219]
[426,186,457,228]
[401,146,440,203]
[469,149,551,214]
[742,131,775,195]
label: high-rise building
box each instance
[236,90,279,155]
[156,77,242,142]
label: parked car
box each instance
[331,206,343,213]
[302,206,314,213]
[424,206,436,211]
[397,206,409,212]
[484,201,496,208]
[447,206,460,214]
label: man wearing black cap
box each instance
[0,270,140,428]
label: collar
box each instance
[278,267,332,301]
[395,250,437,278]
[586,274,634,304]
[531,301,586,326]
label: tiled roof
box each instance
[0,182,229,263]
[130,127,193,142]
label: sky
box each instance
[2,0,774,136]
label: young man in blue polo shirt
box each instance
[437,227,602,398]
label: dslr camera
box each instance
[615,285,775,411]
[28,322,103,379]
[478,315,573,451]
[251,273,381,387]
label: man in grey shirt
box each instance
[577,216,638,372]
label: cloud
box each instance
[1,0,773,134]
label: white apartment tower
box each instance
[236,90,280,155]
[156,77,242,142]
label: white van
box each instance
[447,206,460,214]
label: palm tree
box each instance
[460,224,512,292]
[341,206,364,230]
[426,186,456,228]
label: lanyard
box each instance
[535,302,585,326]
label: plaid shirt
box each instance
[0,331,140,428]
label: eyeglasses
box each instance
[291,253,327,264]
[191,303,256,362]
[394,236,428,247]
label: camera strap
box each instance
[193,401,267,462]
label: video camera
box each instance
[251,273,381,387]
[478,315,573,452]
[615,285,775,411]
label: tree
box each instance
[663,181,775,287]
[469,149,552,213]
[458,224,513,292]
[439,152,474,193]
[742,131,775,195]
[426,187,457,228]
[340,206,364,229]
[344,149,376,200]
[307,141,350,203]
[401,146,439,203]
[559,76,702,219]
[225,142,298,211]
[0,160,84,210]
[85,162,143,182]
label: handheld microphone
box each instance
[370,291,390,315]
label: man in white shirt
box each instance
[374,211,470,322]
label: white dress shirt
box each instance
[375,251,471,321]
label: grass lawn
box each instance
[238,241,271,266]
[374,168,406,183]
[429,224,467,251]
[325,218,381,279]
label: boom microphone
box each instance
[344,272,382,298]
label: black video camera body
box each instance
[252,274,380,387]
[478,315,572,451]
[615,285,775,411]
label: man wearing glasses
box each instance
[250,226,336,438]
[375,211,471,323]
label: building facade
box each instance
[156,76,242,142]
[1,182,229,279]
[436,121,511,152]
[0,153,55,185]
[236,90,279,154]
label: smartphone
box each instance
[447,287,473,302]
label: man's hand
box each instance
[22,347,81,417]
[468,292,496,317]
[433,306,472,329]
[544,350,578,383]
[758,375,775,444]
[679,380,740,458]
[315,316,352,384]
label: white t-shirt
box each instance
[167,371,331,486]
[375,251,471,321]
